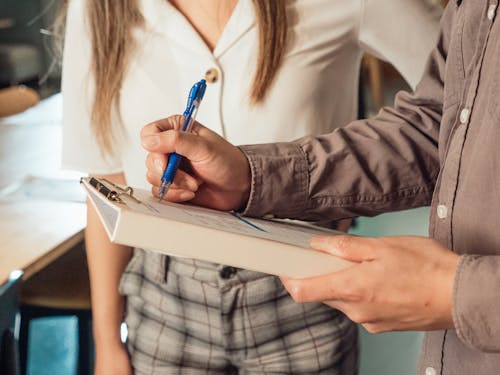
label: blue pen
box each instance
[158,79,207,201]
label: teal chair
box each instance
[0,270,23,375]
[19,244,92,375]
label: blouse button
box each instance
[437,205,448,219]
[205,68,219,83]
[425,367,436,375]
[488,4,497,20]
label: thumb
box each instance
[310,235,376,262]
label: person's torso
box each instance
[422,1,500,374]
[117,0,365,188]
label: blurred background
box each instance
[0,0,62,98]
[0,1,445,375]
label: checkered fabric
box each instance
[119,249,358,374]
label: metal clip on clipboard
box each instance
[81,177,159,213]
[82,177,140,204]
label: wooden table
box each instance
[0,94,86,285]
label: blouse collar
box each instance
[140,0,255,60]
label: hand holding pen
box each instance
[158,79,207,201]
[141,116,251,212]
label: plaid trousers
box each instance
[119,249,358,375]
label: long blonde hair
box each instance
[84,0,288,157]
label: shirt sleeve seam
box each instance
[294,143,311,217]
[308,181,436,207]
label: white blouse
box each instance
[62,0,441,189]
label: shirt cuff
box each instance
[239,142,309,218]
[452,254,500,352]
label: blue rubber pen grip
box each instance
[162,152,182,184]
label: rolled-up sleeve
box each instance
[453,255,500,352]
[241,142,309,218]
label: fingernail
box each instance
[154,159,164,173]
[142,135,159,149]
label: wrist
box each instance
[438,252,461,329]
[92,322,124,348]
[236,147,252,211]
[94,333,125,352]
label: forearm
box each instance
[239,6,457,221]
[241,34,449,221]
[241,101,440,221]
[85,174,132,348]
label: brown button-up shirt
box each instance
[241,1,500,373]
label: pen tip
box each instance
[158,181,170,202]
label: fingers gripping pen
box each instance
[158,79,207,201]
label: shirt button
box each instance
[459,108,470,124]
[205,68,219,83]
[437,204,448,219]
[219,266,237,279]
[425,367,437,375]
[488,4,497,20]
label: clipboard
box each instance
[80,177,353,278]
